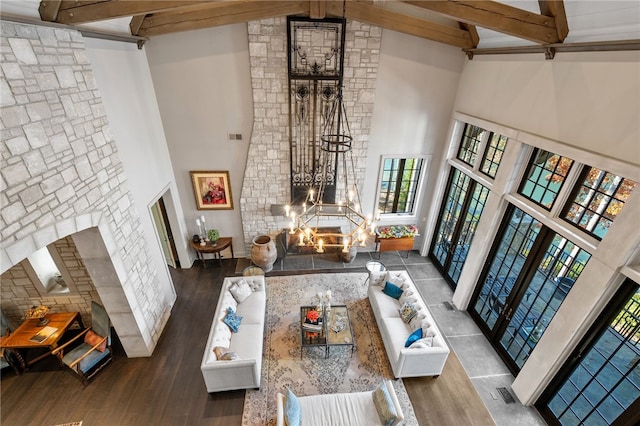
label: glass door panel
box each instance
[540,282,640,425]
[474,208,541,330]
[500,236,591,368]
[471,206,591,374]
[431,168,489,288]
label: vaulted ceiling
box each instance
[1,1,639,57]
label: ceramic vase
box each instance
[251,235,277,272]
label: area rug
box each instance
[242,272,418,425]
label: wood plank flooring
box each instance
[1,259,494,425]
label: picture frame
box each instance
[190,171,234,210]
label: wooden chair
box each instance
[51,301,114,385]
[0,310,23,375]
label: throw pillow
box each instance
[285,388,301,426]
[372,381,398,426]
[398,301,417,324]
[409,314,426,330]
[385,271,405,288]
[409,336,434,349]
[382,281,403,300]
[219,351,238,361]
[213,346,227,360]
[229,279,252,303]
[84,329,107,352]
[223,307,242,333]
[404,328,423,347]
[398,289,414,305]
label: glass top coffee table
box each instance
[300,305,354,359]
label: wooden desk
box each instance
[0,312,84,370]
[191,237,233,267]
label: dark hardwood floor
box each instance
[1,259,493,425]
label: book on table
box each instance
[29,326,58,343]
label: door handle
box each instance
[504,307,513,321]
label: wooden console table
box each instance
[191,237,233,267]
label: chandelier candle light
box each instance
[284,84,378,253]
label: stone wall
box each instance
[0,21,167,356]
[0,236,100,327]
[239,18,381,252]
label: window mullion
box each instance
[550,161,583,219]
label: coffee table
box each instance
[300,305,354,358]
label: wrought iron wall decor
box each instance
[285,15,377,254]
[287,17,346,203]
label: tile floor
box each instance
[245,249,548,425]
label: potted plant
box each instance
[375,225,419,254]
[207,229,220,243]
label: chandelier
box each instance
[284,83,377,254]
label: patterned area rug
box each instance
[242,272,418,425]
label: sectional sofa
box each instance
[200,275,266,392]
[368,270,450,378]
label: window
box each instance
[519,149,574,210]
[563,167,638,240]
[480,133,508,178]
[457,124,485,166]
[377,156,426,215]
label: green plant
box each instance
[207,229,219,241]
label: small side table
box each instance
[191,237,233,267]
[242,265,265,276]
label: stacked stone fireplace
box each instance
[239,17,382,252]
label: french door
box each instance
[470,205,591,373]
[430,168,490,288]
[537,279,640,426]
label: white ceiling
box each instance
[1,0,639,48]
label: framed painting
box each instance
[190,171,234,210]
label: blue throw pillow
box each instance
[223,307,242,333]
[285,388,301,426]
[382,281,403,299]
[404,328,422,347]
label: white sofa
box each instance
[200,275,266,392]
[275,380,404,426]
[368,270,450,378]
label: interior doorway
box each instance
[151,196,180,269]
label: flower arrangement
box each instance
[377,224,419,239]
[306,309,320,323]
[207,228,220,242]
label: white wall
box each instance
[84,38,182,300]
[454,51,640,166]
[365,30,465,246]
[144,24,254,260]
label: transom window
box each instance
[481,133,508,178]
[378,157,425,215]
[519,149,574,210]
[563,167,638,240]
[457,124,485,166]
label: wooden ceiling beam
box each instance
[326,1,475,49]
[49,0,209,25]
[309,1,326,19]
[539,0,569,41]
[38,0,63,22]
[136,1,309,37]
[403,0,562,45]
